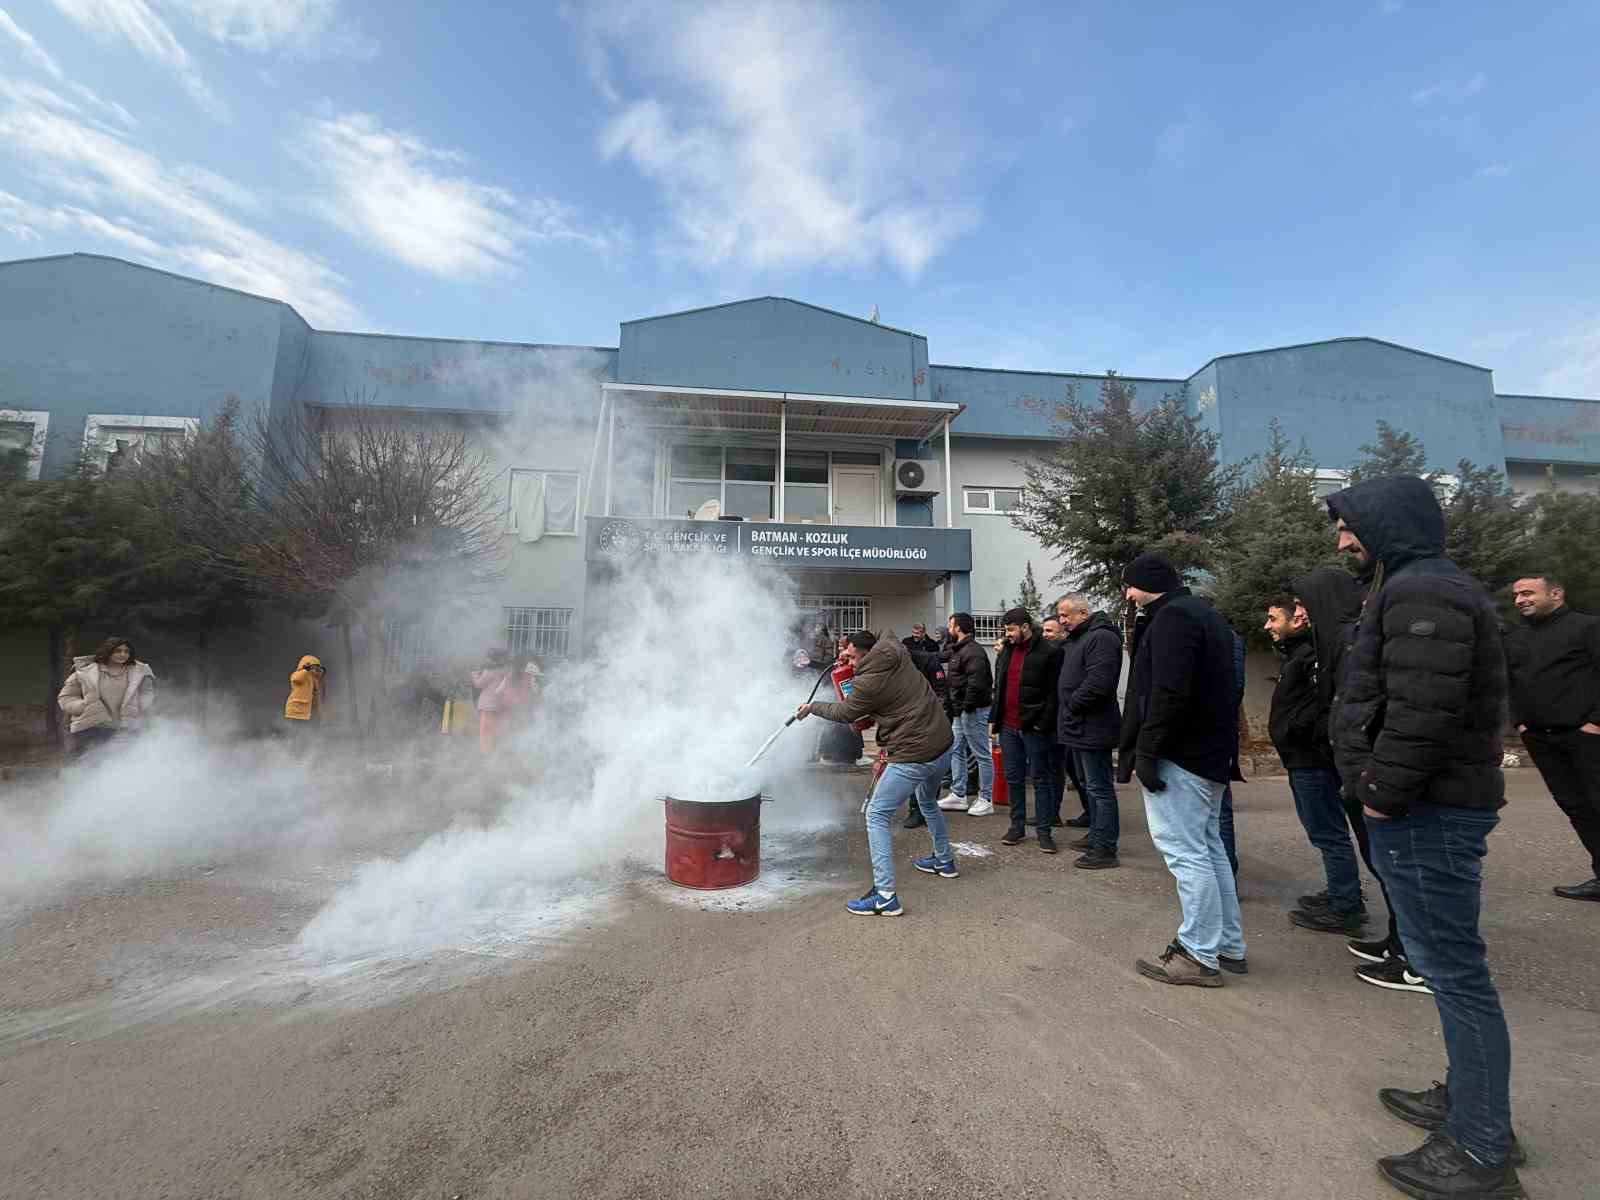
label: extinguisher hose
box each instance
[745,665,837,769]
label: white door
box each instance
[832,466,880,526]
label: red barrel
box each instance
[992,745,1009,806]
[664,794,762,889]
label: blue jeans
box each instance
[949,707,993,801]
[1367,805,1513,1166]
[1142,760,1246,969]
[1288,767,1363,912]
[867,747,954,893]
[999,728,1059,829]
[1219,786,1238,873]
[1071,748,1118,852]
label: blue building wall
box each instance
[1497,394,1600,466]
[0,254,286,475]
[619,297,929,401]
[1206,339,1506,473]
[930,364,1184,438]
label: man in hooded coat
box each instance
[1325,475,1522,1200]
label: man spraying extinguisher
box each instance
[797,630,956,917]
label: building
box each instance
[4,252,1600,738]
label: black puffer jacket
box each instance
[991,632,1063,735]
[1326,476,1506,816]
[1270,568,1364,770]
[1056,612,1123,750]
[1117,589,1237,784]
[945,636,993,711]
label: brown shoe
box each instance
[1136,941,1223,988]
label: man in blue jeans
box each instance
[990,607,1064,853]
[1055,593,1123,868]
[799,629,957,916]
[939,612,995,816]
[1116,553,1245,987]
[1327,475,1522,1200]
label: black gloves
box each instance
[1134,754,1165,793]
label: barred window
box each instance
[382,620,435,678]
[505,606,573,658]
[794,593,871,634]
[972,612,1006,644]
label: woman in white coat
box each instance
[57,637,157,757]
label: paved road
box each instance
[2,770,1596,1199]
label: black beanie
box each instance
[1122,552,1181,594]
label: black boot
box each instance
[1553,877,1600,901]
[1379,1083,1527,1167]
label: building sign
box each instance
[586,517,971,573]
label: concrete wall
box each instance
[948,436,1062,613]
[931,365,1182,438]
[619,298,930,401]
[1211,339,1506,473]
[0,254,285,475]
[1498,394,1600,468]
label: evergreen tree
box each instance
[1441,459,1529,599]
[1523,480,1600,613]
[1209,419,1345,640]
[1011,372,1242,603]
[1017,562,1042,616]
[1347,420,1433,484]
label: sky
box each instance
[1,0,1597,396]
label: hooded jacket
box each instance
[991,629,1063,735]
[57,656,157,734]
[809,635,953,764]
[1117,588,1237,784]
[1325,476,1506,816]
[1056,611,1124,751]
[284,654,327,721]
[1269,568,1364,770]
[945,635,994,712]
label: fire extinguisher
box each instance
[830,659,875,732]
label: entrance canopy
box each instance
[600,381,960,441]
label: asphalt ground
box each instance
[1,768,1596,1200]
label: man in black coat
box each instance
[1056,594,1123,867]
[1266,576,1366,934]
[990,607,1063,852]
[1117,553,1244,988]
[1505,573,1600,900]
[941,612,996,816]
[1326,475,1521,1199]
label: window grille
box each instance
[972,612,1006,644]
[505,606,573,658]
[794,593,871,634]
[382,620,435,678]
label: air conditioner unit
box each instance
[892,458,943,496]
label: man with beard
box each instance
[991,608,1064,852]
[1056,593,1123,868]
[1326,475,1522,1199]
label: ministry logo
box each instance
[596,519,643,559]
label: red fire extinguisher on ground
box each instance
[830,660,875,732]
[992,744,1009,806]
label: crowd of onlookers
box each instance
[798,472,1600,1200]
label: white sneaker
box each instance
[937,796,969,811]
[966,800,995,816]
[855,755,875,767]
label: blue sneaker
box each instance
[914,855,959,878]
[846,888,903,916]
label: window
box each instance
[972,612,1006,643]
[1312,469,1348,500]
[795,593,871,634]
[505,606,573,658]
[963,486,1022,515]
[382,620,435,679]
[83,414,197,474]
[667,444,883,523]
[509,469,580,536]
[0,410,48,481]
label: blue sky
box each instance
[2,0,1597,395]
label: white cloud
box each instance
[1473,161,1514,178]
[586,1,979,278]
[1412,73,1487,105]
[1541,320,1600,397]
[0,84,359,324]
[0,6,136,127]
[50,0,224,115]
[160,0,374,57]
[293,111,611,279]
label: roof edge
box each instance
[931,362,1185,385]
[620,295,923,339]
[1193,335,1491,377]
[2,251,312,327]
